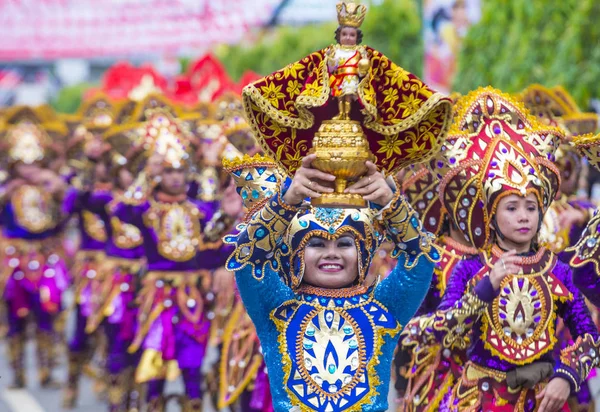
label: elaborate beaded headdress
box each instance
[105,108,196,175]
[521,85,598,185]
[437,87,564,248]
[223,154,386,289]
[214,92,258,154]
[336,2,367,28]
[520,84,598,136]
[0,117,66,166]
[568,132,600,274]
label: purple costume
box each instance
[403,246,599,411]
[1,184,71,387]
[71,188,146,411]
[62,185,112,407]
[114,190,230,408]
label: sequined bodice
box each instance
[270,286,400,411]
[472,248,572,364]
[110,216,143,250]
[12,185,58,233]
[143,200,203,262]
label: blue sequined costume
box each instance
[225,160,439,412]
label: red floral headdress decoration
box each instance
[437,87,565,249]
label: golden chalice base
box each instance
[309,119,375,208]
[311,192,366,208]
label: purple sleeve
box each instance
[194,199,219,225]
[572,263,600,307]
[556,261,599,339]
[61,187,82,216]
[437,257,485,310]
[400,256,490,350]
[86,191,113,215]
[113,201,149,229]
[552,260,600,393]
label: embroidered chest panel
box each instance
[12,185,57,233]
[143,201,203,262]
[82,210,107,242]
[110,217,143,249]
[472,249,572,364]
[270,290,400,411]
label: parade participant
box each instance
[568,134,600,308]
[62,113,147,412]
[82,161,144,412]
[61,94,121,409]
[397,164,477,411]
[224,151,439,411]
[113,108,240,411]
[402,88,599,411]
[0,113,72,389]
[242,1,451,175]
[521,85,599,412]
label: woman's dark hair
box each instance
[335,26,363,45]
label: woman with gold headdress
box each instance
[60,93,124,409]
[224,148,439,411]
[0,108,72,390]
[109,108,242,411]
[402,88,599,412]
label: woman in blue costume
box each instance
[224,152,439,412]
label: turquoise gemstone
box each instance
[349,339,358,349]
[256,229,265,238]
[303,341,313,350]
[328,364,336,374]
[300,220,308,228]
[306,327,315,337]
[343,326,353,335]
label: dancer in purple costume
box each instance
[0,112,72,389]
[111,108,240,411]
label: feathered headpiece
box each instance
[437,87,564,248]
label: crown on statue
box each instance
[336,2,367,28]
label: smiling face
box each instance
[493,193,540,253]
[302,234,359,289]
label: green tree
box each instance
[50,83,95,114]
[454,0,600,108]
